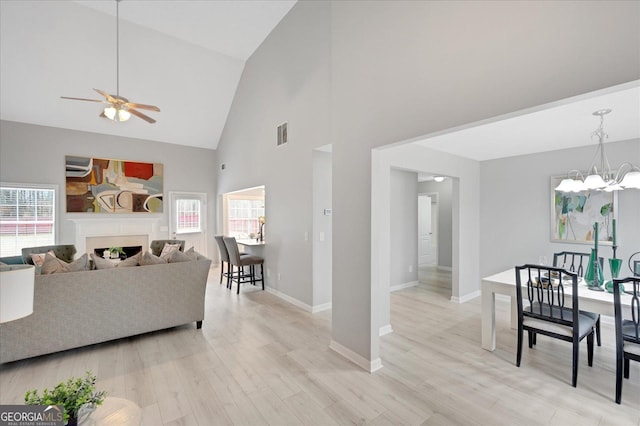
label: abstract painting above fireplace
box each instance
[65,155,163,214]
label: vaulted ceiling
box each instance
[2,2,638,159]
[0,0,296,150]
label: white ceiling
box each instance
[0,0,296,150]
[415,82,640,162]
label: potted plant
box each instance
[25,371,106,426]
[109,246,125,259]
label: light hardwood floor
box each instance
[1,266,638,425]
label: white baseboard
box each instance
[437,265,453,271]
[312,302,332,313]
[451,289,481,304]
[265,287,332,314]
[329,340,383,373]
[389,280,418,292]
[266,287,313,312]
[379,324,393,336]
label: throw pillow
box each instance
[30,250,56,267]
[167,249,192,263]
[90,253,116,270]
[160,242,181,260]
[184,246,198,260]
[118,252,141,268]
[140,251,167,266]
[184,246,206,261]
[41,253,69,274]
[65,253,89,272]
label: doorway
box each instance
[169,192,208,256]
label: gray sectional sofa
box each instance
[0,255,211,363]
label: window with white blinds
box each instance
[0,184,56,257]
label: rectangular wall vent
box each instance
[277,122,288,146]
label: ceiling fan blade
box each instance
[128,108,156,124]
[93,88,117,103]
[125,102,160,112]
[61,96,104,103]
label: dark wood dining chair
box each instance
[515,264,597,387]
[613,276,640,404]
[223,237,264,294]
[553,251,602,346]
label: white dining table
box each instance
[481,268,633,351]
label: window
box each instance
[228,199,264,239]
[0,184,56,257]
[176,199,201,234]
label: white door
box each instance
[418,195,432,265]
[169,192,207,256]
[418,194,438,266]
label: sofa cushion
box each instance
[118,252,141,268]
[150,240,185,257]
[41,253,68,274]
[41,253,90,274]
[30,251,56,267]
[90,253,116,270]
[185,247,205,261]
[167,249,192,263]
[22,245,77,264]
[66,253,89,272]
[140,251,167,266]
[160,243,181,260]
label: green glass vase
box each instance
[584,248,604,289]
[605,258,624,293]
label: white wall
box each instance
[312,149,332,309]
[390,169,418,287]
[0,120,217,257]
[215,1,331,308]
[419,179,453,268]
[218,0,640,368]
[480,139,640,277]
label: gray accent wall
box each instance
[418,179,453,268]
[0,120,217,257]
[480,139,640,278]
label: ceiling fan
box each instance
[61,0,160,124]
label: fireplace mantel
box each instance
[69,217,163,255]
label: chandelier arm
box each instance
[612,162,640,183]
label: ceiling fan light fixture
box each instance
[103,106,117,120]
[117,108,131,122]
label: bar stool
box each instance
[214,235,247,287]
[223,236,264,294]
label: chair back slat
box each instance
[553,251,603,278]
[613,277,640,342]
[516,264,578,326]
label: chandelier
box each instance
[555,109,640,193]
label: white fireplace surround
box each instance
[70,218,164,255]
